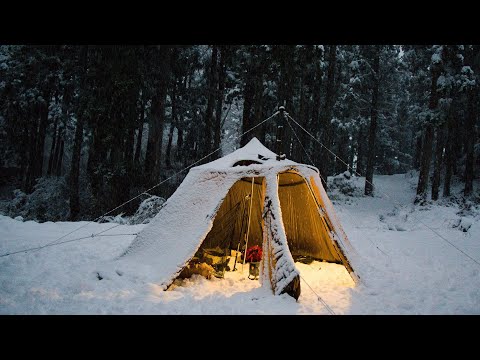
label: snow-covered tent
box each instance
[118,137,362,300]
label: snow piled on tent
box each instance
[115,137,356,291]
[1,173,480,314]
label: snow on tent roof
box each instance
[195,137,298,170]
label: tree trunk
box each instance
[310,46,323,161]
[214,46,226,157]
[144,46,171,183]
[145,85,168,182]
[69,45,88,221]
[34,96,50,178]
[24,120,38,193]
[47,117,58,176]
[55,139,64,177]
[52,116,66,176]
[464,88,476,196]
[414,134,422,170]
[124,126,135,167]
[415,60,441,204]
[69,112,84,221]
[134,96,145,164]
[318,45,337,187]
[365,46,380,196]
[176,128,184,159]
[416,124,434,204]
[431,123,445,200]
[165,123,175,168]
[355,128,365,176]
[203,45,218,157]
[294,46,310,163]
[166,77,178,168]
[336,131,350,174]
[277,45,295,157]
[241,46,257,147]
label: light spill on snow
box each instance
[1,173,480,314]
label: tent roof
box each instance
[195,137,301,171]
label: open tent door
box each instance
[179,176,266,279]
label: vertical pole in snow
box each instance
[276,106,286,161]
[242,177,255,274]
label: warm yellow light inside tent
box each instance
[277,171,344,263]
[195,171,354,280]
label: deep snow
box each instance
[1,173,479,314]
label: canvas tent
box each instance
[118,137,362,300]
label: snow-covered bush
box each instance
[97,194,166,225]
[328,171,362,196]
[452,217,474,232]
[129,195,166,224]
[5,177,69,222]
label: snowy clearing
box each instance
[1,174,479,314]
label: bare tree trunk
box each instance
[241,46,259,147]
[431,123,445,200]
[213,46,226,157]
[134,96,145,164]
[69,45,88,221]
[336,130,350,174]
[176,128,183,159]
[464,88,476,196]
[276,45,295,157]
[124,126,135,166]
[203,45,218,157]
[165,123,175,168]
[416,124,434,203]
[24,114,39,193]
[144,46,171,183]
[294,46,310,163]
[34,96,50,178]
[166,77,178,168]
[55,139,64,177]
[414,134,422,170]
[365,46,380,196]
[69,114,85,221]
[416,61,441,204]
[47,117,58,176]
[355,128,365,176]
[318,45,337,188]
[310,46,323,163]
[145,86,168,182]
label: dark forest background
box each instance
[0,45,478,222]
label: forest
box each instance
[0,45,478,222]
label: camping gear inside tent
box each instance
[118,137,362,300]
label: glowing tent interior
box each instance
[118,137,362,300]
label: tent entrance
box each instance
[188,176,266,279]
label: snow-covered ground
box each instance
[1,173,479,314]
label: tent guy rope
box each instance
[284,114,390,257]
[0,111,280,258]
[300,275,335,315]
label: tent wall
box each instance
[278,171,344,263]
[309,175,357,279]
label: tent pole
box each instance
[242,177,255,274]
